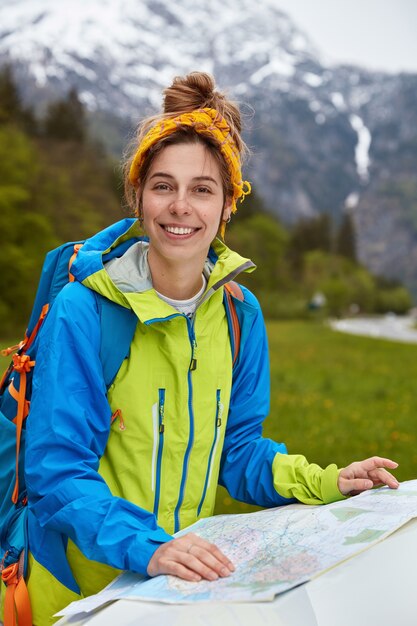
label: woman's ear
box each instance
[134,185,142,217]
[222,197,233,222]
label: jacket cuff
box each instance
[129,528,173,573]
[321,464,346,503]
[272,453,346,505]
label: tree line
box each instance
[0,65,124,335]
[0,65,412,336]
[227,195,412,318]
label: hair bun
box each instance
[163,71,242,142]
[163,72,215,114]
[182,71,216,100]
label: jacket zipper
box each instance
[197,389,222,517]
[174,318,196,532]
[152,388,165,517]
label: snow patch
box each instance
[344,192,360,209]
[349,114,372,181]
[303,72,323,87]
[291,33,307,51]
[233,40,273,63]
[79,91,97,109]
[330,92,346,111]
[30,62,48,87]
[250,56,295,85]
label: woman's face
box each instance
[141,142,231,270]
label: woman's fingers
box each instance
[368,467,400,488]
[338,457,399,495]
[357,457,399,473]
[147,532,235,581]
[180,533,235,573]
[156,558,203,582]
[185,542,234,579]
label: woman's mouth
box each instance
[162,225,198,236]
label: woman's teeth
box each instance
[164,226,195,235]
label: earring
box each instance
[226,215,232,223]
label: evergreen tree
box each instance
[44,88,86,142]
[288,213,332,273]
[0,64,21,125]
[227,213,290,293]
[335,212,356,261]
[0,64,38,133]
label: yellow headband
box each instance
[128,108,251,237]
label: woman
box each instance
[21,72,398,624]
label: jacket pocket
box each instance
[151,388,165,517]
[197,389,223,517]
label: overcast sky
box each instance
[274,0,417,74]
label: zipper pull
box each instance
[215,393,223,428]
[159,396,165,433]
[190,338,197,371]
[217,400,224,427]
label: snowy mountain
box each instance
[0,0,322,116]
[1,0,417,294]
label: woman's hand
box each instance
[338,456,399,496]
[147,532,235,582]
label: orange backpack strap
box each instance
[68,243,83,282]
[2,553,32,626]
[224,281,244,367]
[0,301,49,506]
[24,304,49,353]
[10,355,35,505]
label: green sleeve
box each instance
[272,453,346,505]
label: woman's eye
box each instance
[154,183,170,191]
[195,186,211,194]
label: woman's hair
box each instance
[123,71,247,214]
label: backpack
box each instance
[0,234,243,626]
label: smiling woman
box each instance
[9,71,399,626]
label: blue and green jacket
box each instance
[21,219,342,624]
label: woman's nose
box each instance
[169,195,191,215]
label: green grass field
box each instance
[215,320,417,515]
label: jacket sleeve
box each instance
[218,287,343,507]
[25,282,172,575]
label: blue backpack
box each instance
[0,234,243,626]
